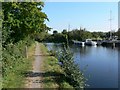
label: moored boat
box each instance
[85,39,97,46]
[72,40,85,46]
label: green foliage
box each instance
[45,33,66,43]
[53,30,58,35]
[39,43,73,88]
[2,2,49,44]
[62,29,67,34]
[56,47,87,89]
[45,28,107,43]
[34,31,48,42]
[2,39,34,88]
[117,28,120,39]
[2,1,49,88]
[49,50,56,56]
[1,0,42,2]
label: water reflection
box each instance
[45,43,119,88]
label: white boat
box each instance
[72,40,85,46]
[85,39,97,46]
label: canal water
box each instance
[45,43,119,88]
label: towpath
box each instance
[25,42,43,88]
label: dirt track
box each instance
[25,42,43,88]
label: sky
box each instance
[118,1,120,28]
[43,0,119,2]
[42,2,118,34]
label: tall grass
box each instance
[2,38,34,88]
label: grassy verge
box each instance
[39,43,73,88]
[2,41,35,88]
[27,43,35,67]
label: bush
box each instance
[49,50,56,56]
[2,38,34,88]
[56,47,87,89]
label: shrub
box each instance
[56,47,87,89]
[2,38,34,88]
[49,50,56,56]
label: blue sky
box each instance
[42,2,118,34]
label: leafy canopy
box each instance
[2,2,49,44]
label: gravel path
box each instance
[25,42,43,88]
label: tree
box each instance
[53,30,58,35]
[62,29,67,34]
[34,31,48,42]
[2,2,49,45]
[117,28,120,39]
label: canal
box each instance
[45,43,119,88]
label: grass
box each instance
[39,43,74,89]
[3,42,73,88]
[3,56,31,88]
[27,42,35,68]
[2,42,35,88]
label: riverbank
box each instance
[24,42,73,88]
[44,42,118,88]
[39,43,73,88]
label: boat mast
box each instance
[109,10,113,39]
[68,24,70,32]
